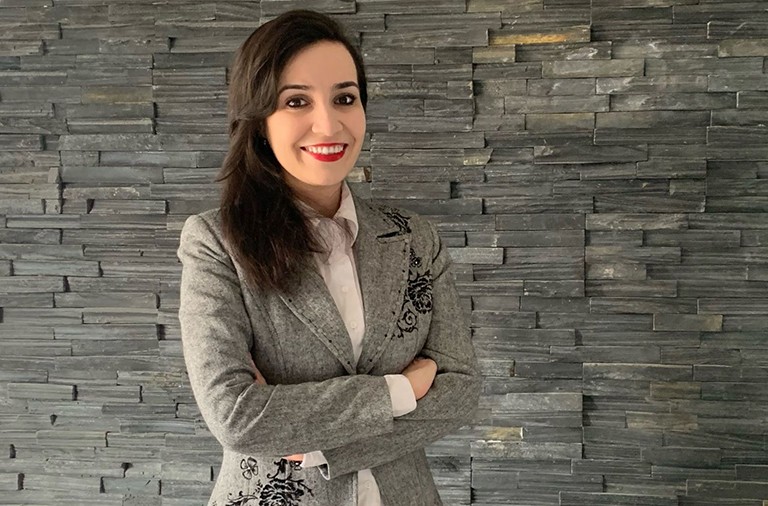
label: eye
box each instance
[286,97,307,108]
[337,94,358,106]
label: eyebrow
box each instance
[277,81,359,95]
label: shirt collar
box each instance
[295,180,359,245]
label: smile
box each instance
[301,144,347,162]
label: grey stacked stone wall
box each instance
[1,1,767,505]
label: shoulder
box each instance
[180,208,222,241]
[178,207,232,261]
[183,207,222,229]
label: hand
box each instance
[401,356,437,401]
[249,358,304,463]
[249,356,268,385]
[253,366,267,385]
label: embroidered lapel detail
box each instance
[393,247,433,339]
[351,193,411,375]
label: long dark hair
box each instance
[217,9,368,295]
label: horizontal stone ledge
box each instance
[496,392,583,412]
[490,26,591,46]
[626,411,698,431]
[640,446,722,468]
[654,314,723,332]
[686,479,768,499]
[584,363,692,381]
[560,492,677,506]
[7,383,75,401]
[471,441,582,459]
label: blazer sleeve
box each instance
[315,218,482,480]
[177,213,396,457]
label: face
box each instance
[265,40,366,201]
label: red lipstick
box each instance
[301,143,347,162]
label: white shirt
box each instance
[296,181,417,505]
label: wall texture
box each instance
[1,1,767,505]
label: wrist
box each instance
[405,374,421,400]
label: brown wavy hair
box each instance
[217,9,368,295]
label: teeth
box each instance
[305,144,345,155]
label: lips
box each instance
[301,144,347,162]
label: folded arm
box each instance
[178,214,397,457]
[304,218,482,479]
[300,374,417,467]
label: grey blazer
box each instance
[177,189,481,506]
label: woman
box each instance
[177,9,481,506]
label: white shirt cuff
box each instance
[300,450,328,468]
[384,374,417,417]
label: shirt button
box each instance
[350,322,358,329]
[341,286,349,293]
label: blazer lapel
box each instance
[276,189,411,376]
[278,255,357,375]
[351,192,411,375]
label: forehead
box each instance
[278,40,358,87]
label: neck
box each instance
[289,180,343,219]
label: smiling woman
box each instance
[214,10,371,295]
[265,40,367,215]
[176,9,481,506]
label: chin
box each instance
[292,172,349,189]
[307,167,353,183]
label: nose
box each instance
[311,100,342,137]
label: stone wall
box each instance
[0,1,767,505]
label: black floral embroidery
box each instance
[380,206,411,236]
[394,248,433,339]
[260,459,312,506]
[224,458,312,506]
[409,248,421,269]
[225,491,261,506]
[240,457,259,480]
[397,306,418,337]
[408,273,433,314]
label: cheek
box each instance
[350,110,366,139]
[264,119,277,146]
[265,114,298,147]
